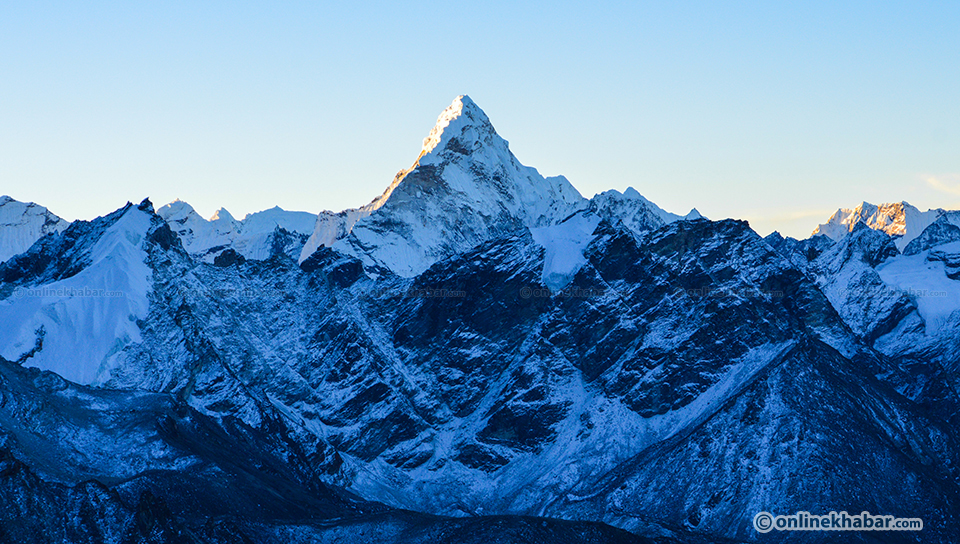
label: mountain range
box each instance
[1,96,957,543]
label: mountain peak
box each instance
[157,200,198,222]
[812,201,944,250]
[418,95,495,162]
[210,207,236,223]
[589,188,702,236]
[0,196,70,263]
[156,199,316,262]
[301,95,585,275]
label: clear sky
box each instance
[2,1,958,238]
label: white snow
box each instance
[589,187,702,237]
[299,194,401,262]
[876,242,960,335]
[0,195,70,263]
[243,206,317,236]
[0,206,153,385]
[420,96,468,157]
[812,201,943,250]
[305,95,587,276]
[298,97,702,275]
[345,340,795,518]
[299,96,484,264]
[158,200,316,262]
[531,212,601,291]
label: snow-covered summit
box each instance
[417,95,495,165]
[158,200,315,262]
[298,96,708,277]
[210,207,237,223]
[0,195,70,264]
[588,187,703,237]
[296,99,492,262]
[301,95,587,276]
[812,201,943,250]
[419,95,484,157]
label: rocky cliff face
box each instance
[1,97,958,543]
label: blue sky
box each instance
[2,1,958,238]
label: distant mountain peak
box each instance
[588,187,703,237]
[210,207,236,223]
[298,96,491,258]
[157,199,315,262]
[0,196,70,264]
[299,98,708,276]
[812,201,944,250]
[416,95,505,170]
[158,199,195,218]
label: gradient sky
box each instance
[2,1,958,238]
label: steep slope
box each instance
[812,201,943,250]
[797,209,960,357]
[549,338,960,543]
[158,200,315,263]
[0,196,70,264]
[874,237,960,386]
[776,214,960,430]
[0,356,650,544]
[299,168,412,262]
[300,95,586,276]
[805,223,910,343]
[0,200,156,384]
[903,210,960,255]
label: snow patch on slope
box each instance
[876,242,960,335]
[0,207,153,385]
[531,212,601,291]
